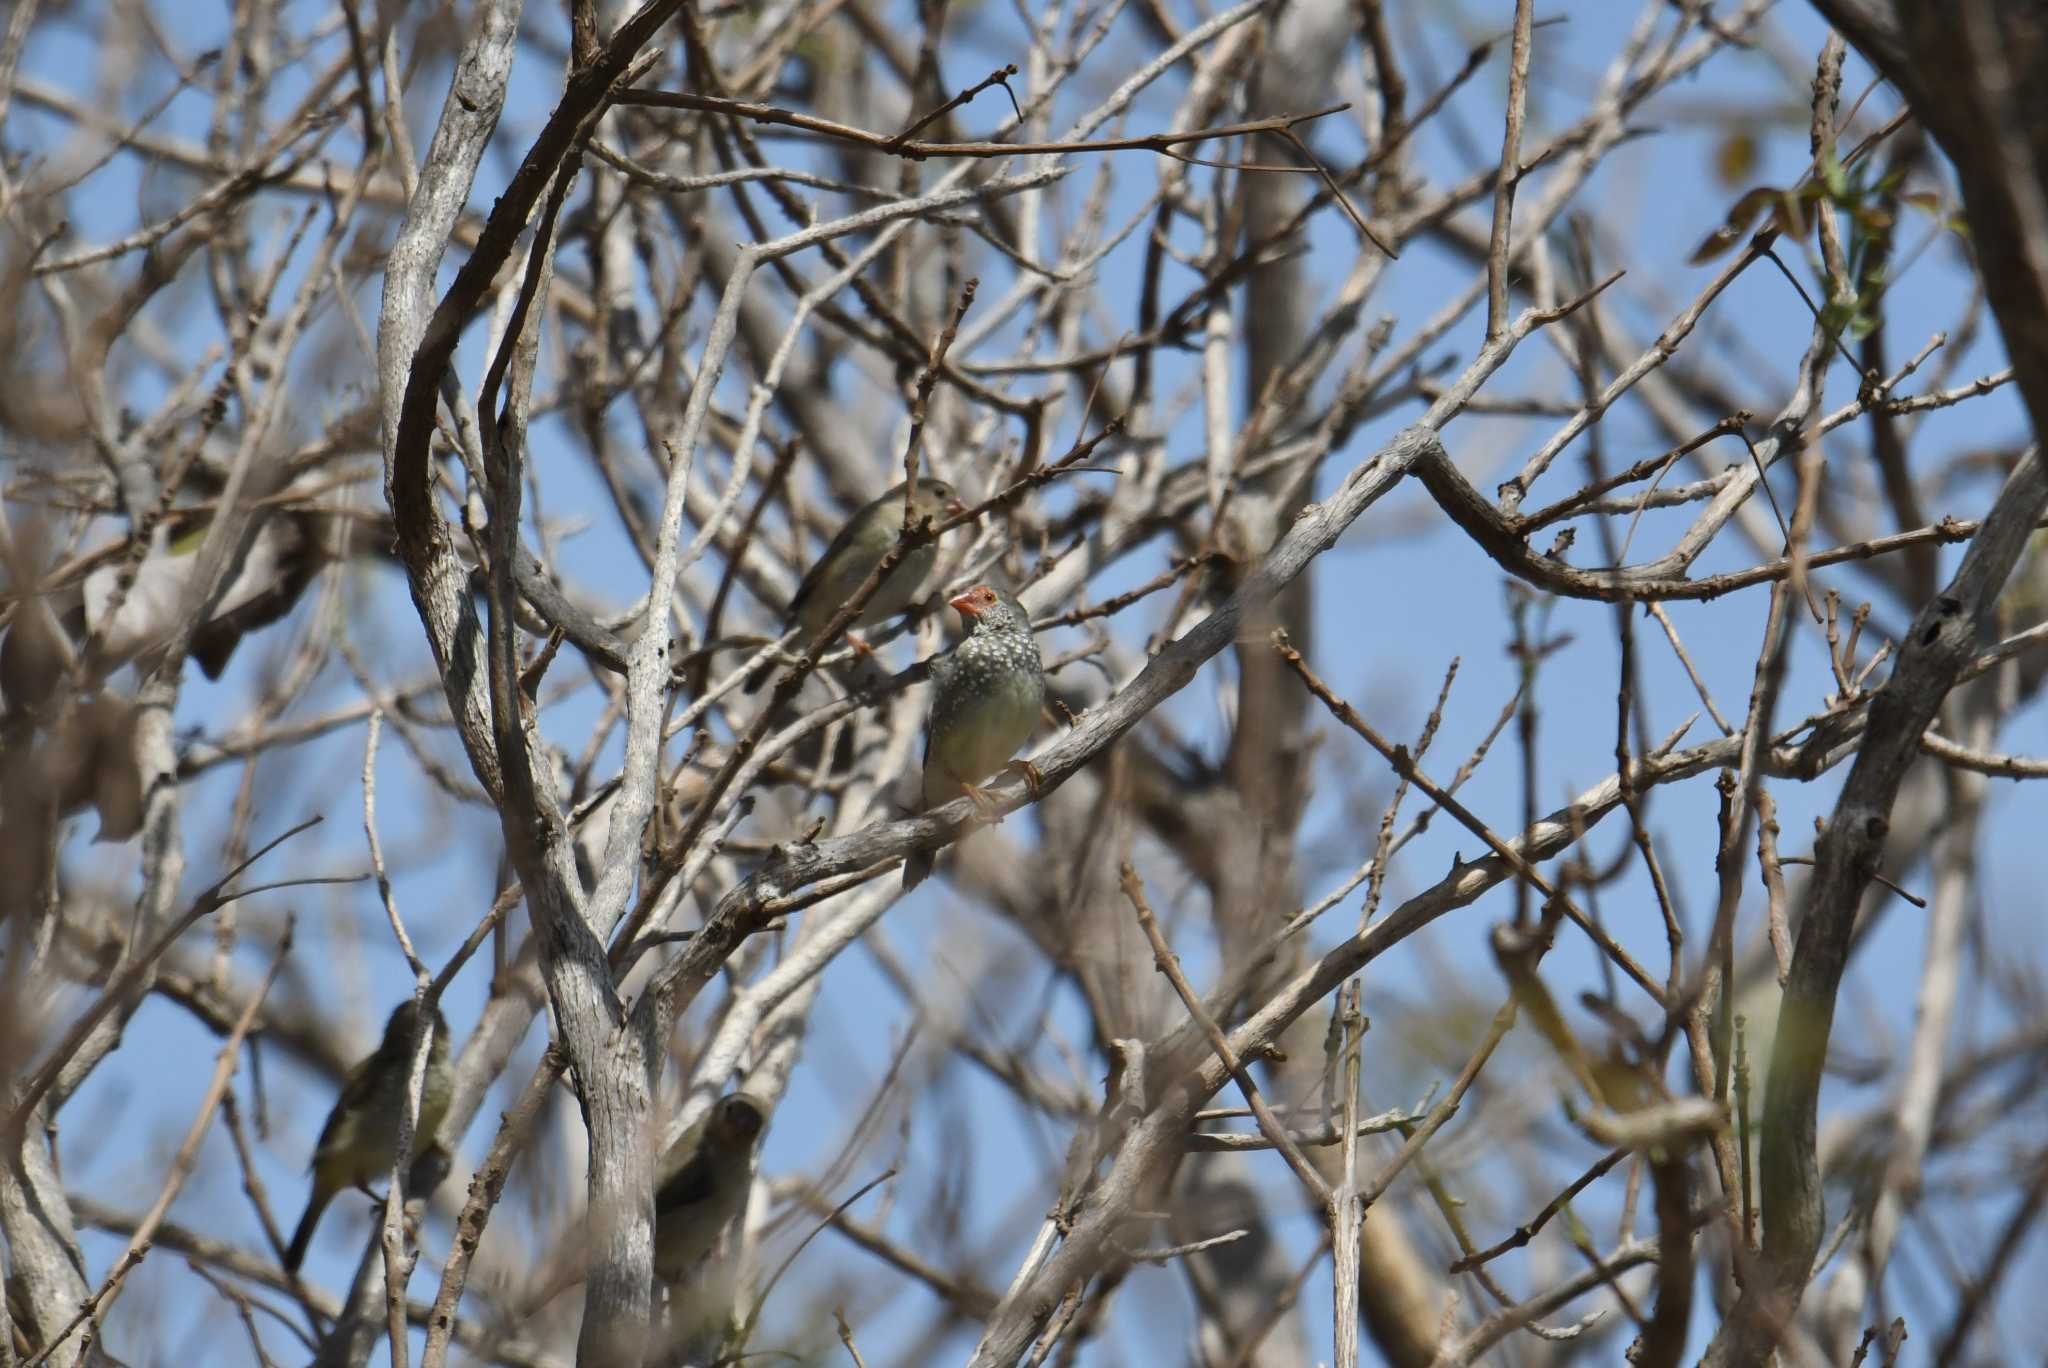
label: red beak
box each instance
[949,589,985,617]
[944,497,969,517]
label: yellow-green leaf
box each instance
[1688,185,1783,264]
[1714,131,1759,186]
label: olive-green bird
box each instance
[653,1092,768,1285]
[745,479,964,692]
[902,585,1045,891]
[284,999,453,1272]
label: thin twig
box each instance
[616,87,1350,163]
[28,924,292,1366]
[1485,0,1535,338]
[1121,863,1331,1205]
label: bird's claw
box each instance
[1006,759,1044,798]
[962,781,1003,821]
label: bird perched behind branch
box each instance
[745,479,964,692]
[653,1092,768,1285]
[903,585,1045,891]
[285,999,453,1272]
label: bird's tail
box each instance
[902,845,935,891]
[285,1188,333,1272]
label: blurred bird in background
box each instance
[653,1091,768,1285]
[745,478,963,692]
[285,999,453,1272]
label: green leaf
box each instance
[1819,150,1848,200]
